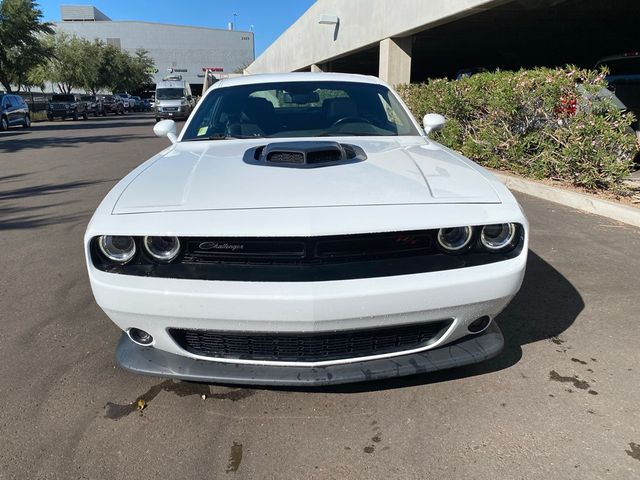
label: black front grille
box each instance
[168,320,452,362]
[181,231,433,266]
[91,226,525,282]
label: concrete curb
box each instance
[492,171,640,228]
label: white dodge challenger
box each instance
[85,73,528,386]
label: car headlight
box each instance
[436,226,473,253]
[98,235,136,264]
[144,236,181,262]
[480,223,518,252]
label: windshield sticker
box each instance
[197,126,208,137]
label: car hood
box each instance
[112,137,501,214]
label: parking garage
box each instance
[247,0,640,83]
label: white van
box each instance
[154,77,195,121]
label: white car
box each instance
[85,73,528,386]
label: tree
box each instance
[81,39,105,95]
[0,0,53,92]
[128,48,155,91]
[97,46,155,93]
[44,32,96,93]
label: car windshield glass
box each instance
[182,81,419,141]
[600,57,640,77]
[81,96,93,101]
[52,95,75,102]
[157,88,185,100]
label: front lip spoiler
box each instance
[115,322,504,386]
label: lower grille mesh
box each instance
[168,320,452,362]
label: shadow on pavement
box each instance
[28,113,157,132]
[0,133,145,153]
[0,179,113,230]
[0,130,30,138]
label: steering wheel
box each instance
[330,116,372,128]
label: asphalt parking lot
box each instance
[1,114,639,480]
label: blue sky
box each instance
[37,0,316,57]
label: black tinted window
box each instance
[52,95,75,102]
[182,81,418,140]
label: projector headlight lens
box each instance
[480,223,517,252]
[98,235,136,264]
[437,226,473,253]
[144,236,181,262]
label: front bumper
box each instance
[156,108,189,119]
[90,252,525,366]
[116,321,504,386]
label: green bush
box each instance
[397,67,638,193]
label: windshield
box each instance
[182,81,419,140]
[51,95,75,102]
[81,96,94,101]
[157,88,185,100]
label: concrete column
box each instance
[310,63,325,72]
[379,37,412,85]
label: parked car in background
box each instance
[138,98,152,111]
[47,94,89,121]
[155,77,195,121]
[116,93,133,112]
[131,96,143,112]
[0,94,30,130]
[101,95,125,116]
[455,67,488,79]
[596,52,640,129]
[81,95,104,117]
[86,73,528,386]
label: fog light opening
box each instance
[128,328,154,346]
[468,316,491,334]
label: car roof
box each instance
[212,72,386,91]
[157,81,186,88]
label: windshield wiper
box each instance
[186,133,266,142]
[186,134,240,141]
[316,131,387,137]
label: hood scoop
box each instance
[244,141,367,168]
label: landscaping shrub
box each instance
[397,67,638,193]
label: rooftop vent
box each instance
[245,141,366,168]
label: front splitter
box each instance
[115,322,504,386]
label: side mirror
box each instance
[153,119,177,144]
[423,113,446,136]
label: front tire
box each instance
[82,112,88,120]
[47,114,53,121]
[22,114,30,128]
[0,116,8,131]
[72,111,78,121]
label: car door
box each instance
[3,96,16,124]
[15,96,27,120]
